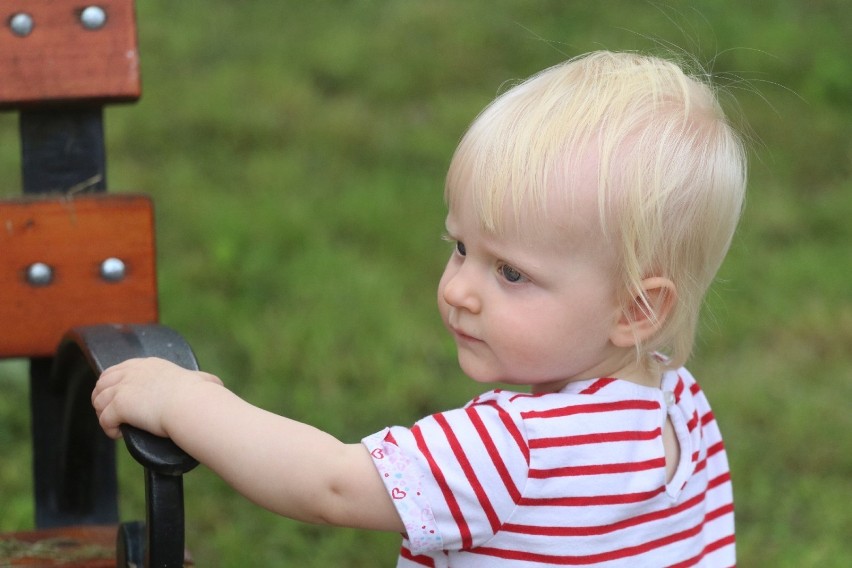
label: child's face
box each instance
[437,187,628,393]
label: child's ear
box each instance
[610,277,677,348]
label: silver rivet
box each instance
[100,257,126,282]
[26,262,53,286]
[80,6,107,30]
[9,12,34,36]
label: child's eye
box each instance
[441,234,465,257]
[499,263,524,283]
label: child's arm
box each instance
[92,357,403,532]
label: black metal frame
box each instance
[20,107,111,531]
[54,324,200,568]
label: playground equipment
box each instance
[1,1,197,565]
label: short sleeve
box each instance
[362,393,529,554]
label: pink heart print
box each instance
[371,448,385,459]
[392,488,407,500]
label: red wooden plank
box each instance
[0,194,158,358]
[0,0,140,108]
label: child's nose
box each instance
[442,267,482,314]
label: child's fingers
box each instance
[93,358,171,400]
[97,410,124,440]
[91,357,224,440]
[91,359,152,436]
[91,362,128,405]
[92,386,123,439]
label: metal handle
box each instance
[53,323,200,567]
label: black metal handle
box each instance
[56,323,200,475]
[53,323,200,567]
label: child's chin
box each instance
[458,361,512,386]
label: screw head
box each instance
[9,12,34,36]
[26,262,53,286]
[100,257,126,282]
[80,6,107,30]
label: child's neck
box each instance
[531,353,664,394]
[609,355,665,389]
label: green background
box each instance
[1,1,849,566]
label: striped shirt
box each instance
[362,367,734,567]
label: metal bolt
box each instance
[80,6,107,30]
[26,262,53,286]
[9,12,34,36]
[100,257,126,282]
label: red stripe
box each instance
[399,545,435,567]
[705,533,736,557]
[689,380,701,396]
[579,377,616,394]
[687,410,699,432]
[519,485,665,507]
[665,503,735,567]
[667,533,735,568]
[674,375,686,401]
[707,440,726,458]
[708,471,732,490]
[411,424,472,548]
[479,399,529,463]
[530,427,661,448]
[504,491,706,536]
[508,391,541,402]
[530,457,665,478]
[694,454,707,476]
[522,399,659,420]
[692,452,731,481]
[706,502,735,522]
[473,512,719,565]
[434,413,501,535]
[467,407,522,503]
[701,409,715,428]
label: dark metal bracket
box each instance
[53,323,199,568]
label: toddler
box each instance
[93,51,746,566]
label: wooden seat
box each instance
[0,526,116,567]
[1,1,197,566]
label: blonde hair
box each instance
[445,51,747,368]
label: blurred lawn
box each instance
[1,1,850,566]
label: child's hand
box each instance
[92,357,223,440]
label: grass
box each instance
[1,1,850,566]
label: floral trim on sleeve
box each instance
[363,428,443,552]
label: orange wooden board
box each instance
[0,194,158,358]
[0,0,140,108]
